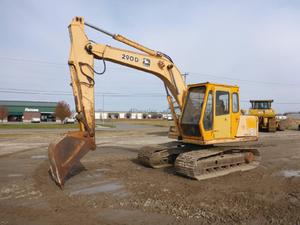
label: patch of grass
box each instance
[0,123,78,129]
[0,133,30,138]
[0,120,172,130]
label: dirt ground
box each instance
[0,123,300,225]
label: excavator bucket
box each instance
[48,131,95,187]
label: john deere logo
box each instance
[143,58,150,67]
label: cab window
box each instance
[216,91,229,116]
[232,93,239,113]
[252,102,271,109]
[181,87,206,124]
[203,91,213,130]
[181,86,206,137]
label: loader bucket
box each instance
[48,131,95,187]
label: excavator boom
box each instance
[48,17,187,187]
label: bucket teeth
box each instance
[48,131,95,187]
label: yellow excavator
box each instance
[48,17,260,187]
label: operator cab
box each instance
[180,82,240,144]
[250,100,273,110]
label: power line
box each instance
[0,87,165,96]
[240,100,300,105]
[188,72,300,87]
[0,88,166,97]
[0,56,66,67]
[0,90,71,96]
[1,87,300,105]
[0,87,70,94]
[1,56,299,87]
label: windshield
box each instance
[251,102,271,109]
[182,87,206,124]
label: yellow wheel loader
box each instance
[48,17,260,187]
[248,100,285,132]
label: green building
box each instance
[0,100,58,122]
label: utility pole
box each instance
[182,72,189,84]
[102,93,105,125]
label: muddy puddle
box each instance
[70,181,125,196]
[31,155,47,159]
[281,170,300,177]
[7,174,23,177]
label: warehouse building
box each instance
[0,100,58,122]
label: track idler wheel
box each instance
[244,152,254,163]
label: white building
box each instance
[95,111,167,120]
[119,112,126,119]
[95,112,108,120]
[130,112,143,119]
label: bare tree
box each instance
[0,106,8,123]
[55,101,71,123]
[125,112,131,119]
[142,113,148,119]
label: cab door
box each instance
[214,88,231,139]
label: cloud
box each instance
[0,0,299,112]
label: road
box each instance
[0,124,299,225]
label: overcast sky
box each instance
[0,0,300,113]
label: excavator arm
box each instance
[48,17,187,187]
